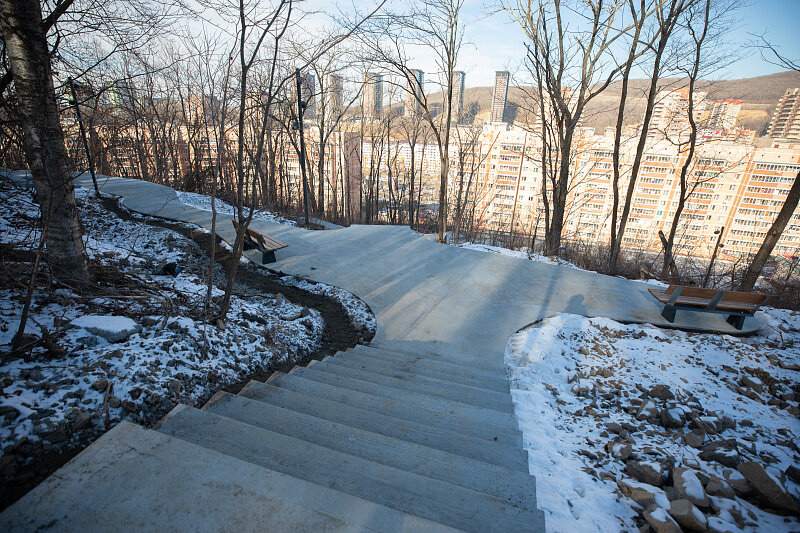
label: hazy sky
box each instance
[326,0,800,88]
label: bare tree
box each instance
[505,0,649,256]
[363,0,465,242]
[0,0,90,284]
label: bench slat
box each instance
[232,219,288,252]
[648,288,767,312]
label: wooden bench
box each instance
[647,285,771,330]
[231,219,287,264]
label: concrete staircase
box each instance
[1,343,545,532]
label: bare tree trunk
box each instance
[739,171,800,291]
[0,0,90,284]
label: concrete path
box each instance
[0,171,760,531]
[76,173,760,371]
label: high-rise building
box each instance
[767,88,800,139]
[405,69,424,118]
[453,71,466,122]
[647,87,707,142]
[490,71,509,123]
[706,99,742,130]
[363,73,383,121]
[328,74,344,110]
[302,73,316,119]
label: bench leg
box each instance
[726,314,745,330]
[261,250,276,264]
[661,305,677,323]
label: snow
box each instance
[505,312,800,532]
[680,470,706,503]
[0,183,325,453]
[71,315,138,334]
[455,242,585,270]
[175,190,296,226]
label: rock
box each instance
[669,499,708,531]
[684,430,705,448]
[129,387,142,400]
[715,415,736,432]
[705,475,735,499]
[660,408,684,429]
[43,427,68,443]
[650,384,675,401]
[643,508,682,533]
[72,411,92,431]
[672,467,708,507]
[104,349,124,360]
[627,461,666,487]
[607,441,633,460]
[722,469,752,496]
[618,478,670,509]
[700,440,740,468]
[141,316,160,327]
[605,422,623,434]
[70,315,141,343]
[108,397,121,409]
[737,461,799,513]
[281,309,302,321]
[299,307,312,318]
[0,455,18,477]
[785,465,800,484]
[91,378,109,391]
[637,400,659,421]
[167,380,182,394]
[738,375,763,393]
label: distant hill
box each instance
[451,70,800,135]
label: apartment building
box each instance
[767,88,800,140]
[706,99,742,130]
[462,123,800,260]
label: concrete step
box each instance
[342,346,509,393]
[285,365,519,429]
[0,421,457,533]
[204,392,538,509]
[262,373,523,450]
[314,357,514,413]
[237,381,528,469]
[158,406,545,532]
[366,341,504,369]
[350,345,509,392]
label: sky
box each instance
[320,0,800,88]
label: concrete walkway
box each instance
[77,173,760,370]
[0,171,760,531]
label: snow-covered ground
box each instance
[176,189,374,335]
[455,242,585,270]
[506,311,800,532]
[0,184,324,458]
[176,190,296,226]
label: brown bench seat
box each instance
[647,285,770,330]
[231,219,287,264]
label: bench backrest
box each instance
[664,285,771,305]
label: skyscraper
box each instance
[453,71,465,122]
[363,73,382,121]
[328,74,344,110]
[405,69,424,118]
[490,71,509,123]
[302,73,316,119]
[767,88,800,139]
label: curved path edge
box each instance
[12,170,761,374]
